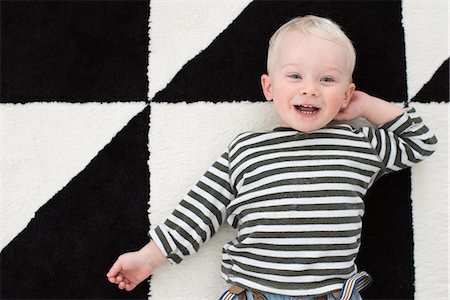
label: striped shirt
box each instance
[150,108,437,297]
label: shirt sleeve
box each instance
[149,150,234,264]
[362,107,437,175]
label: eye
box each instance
[321,76,335,83]
[288,74,302,79]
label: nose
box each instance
[299,82,320,97]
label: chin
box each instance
[292,125,319,132]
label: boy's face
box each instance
[261,30,355,132]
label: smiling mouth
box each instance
[294,104,320,115]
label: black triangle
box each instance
[1,106,150,299]
[356,169,414,299]
[153,0,407,104]
[411,59,449,103]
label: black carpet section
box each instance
[356,55,450,297]
[0,0,149,103]
[152,0,406,104]
[356,169,414,300]
[411,58,449,103]
[0,106,150,299]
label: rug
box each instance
[1,1,448,299]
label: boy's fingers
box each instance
[106,272,124,285]
[107,276,117,284]
[125,283,136,291]
[107,260,122,278]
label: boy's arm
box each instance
[149,150,234,264]
[336,90,405,125]
[107,240,166,291]
[337,90,437,173]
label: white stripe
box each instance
[228,131,263,152]
[245,159,379,178]
[166,213,207,243]
[377,129,388,163]
[240,210,362,223]
[189,184,228,211]
[199,176,233,203]
[222,275,344,297]
[384,112,409,131]
[239,182,367,199]
[229,196,364,218]
[215,155,229,169]
[175,202,215,239]
[230,138,374,172]
[412,135,438,152]
[385,131,398,168]
[231,149,379,185]
[228,247,359,259]
[169,229,197,254]
[318,125,359,136]
[229,255,355,272]
[242,171,370,194]
[239,196,362,207]
[208,163,230,182]
[239,223,361,236]
[150,226,181,258]
[242,181,366,198]
[229,131,295,157]
[240,236,361,246]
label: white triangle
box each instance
[402,1,449,100]
[149,101,280,299]
[410,103,449,299]
[148,0,252,99]
[0,102,146,249]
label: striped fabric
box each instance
[218,290,241,300]
[337,271,372,300]
[150,108,437,296]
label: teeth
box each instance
[294,104,319,114]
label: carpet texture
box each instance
[1,1,448,299]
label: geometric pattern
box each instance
[1,1,448,299]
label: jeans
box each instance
[243,290,363,300]
[221,272,371,300]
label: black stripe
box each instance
[172,210,207,242]
[233,242,360,252]
[223,266,355,288]
[241,216,361,228]
[178,199,217,236]
[226,250,358,265]
[227,190,364,213]
[238,229,362,239]
[165,219,201,252]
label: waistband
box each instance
[219,271,372,300]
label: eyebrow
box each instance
[281,63,344,75]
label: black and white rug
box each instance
[1,1,448,299]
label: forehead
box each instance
[278,31,346,57]
[277,31,347,63]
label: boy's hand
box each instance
[335,90,405,126]
[335,90,371,122]
[107,241,166,291]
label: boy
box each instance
[107,16,437,300]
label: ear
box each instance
[261,74,273,101]
[342,83,356,108]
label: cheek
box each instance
[329,90,348,105]
[273,99,287,112]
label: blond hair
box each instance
[266,15,356,79]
